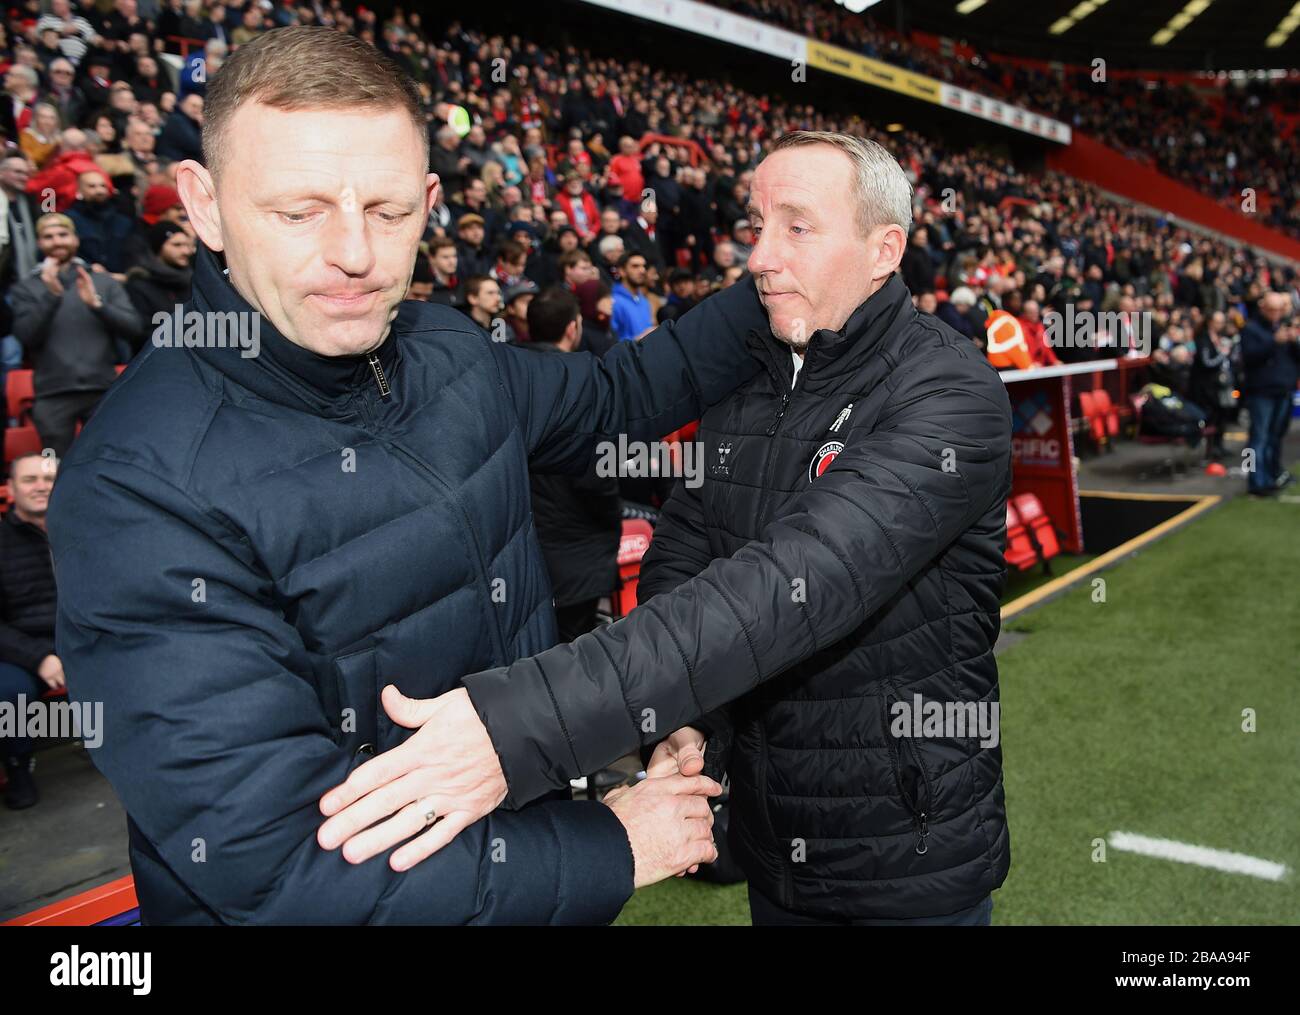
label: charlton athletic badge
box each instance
[808,440,844,483]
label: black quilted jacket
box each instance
[464,273,1014,920]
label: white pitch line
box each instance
[1109,831,1289,882]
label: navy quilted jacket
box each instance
[47,244,767,925]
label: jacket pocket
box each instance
[333,647,380,755]
[880,679,934,857]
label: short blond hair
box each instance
[767,130,913,236]
[202,26,428,180]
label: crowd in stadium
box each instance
[2,0,1299,812]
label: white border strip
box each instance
[1109,831,1289,882]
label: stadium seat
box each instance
[612,518,654,618]
[4,425,42,466]
[1004,502,1039,572]
[1005,495,1060,574]
[1091,389,1121,438]
[5,369,35,424]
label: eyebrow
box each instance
[747,201,816,221]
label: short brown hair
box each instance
[203,26,427,180]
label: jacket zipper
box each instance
[880,680,934,856]
[367,353,391,398]
[754,352,807,525]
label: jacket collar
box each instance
[188,242,401,416]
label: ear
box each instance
[424,172,440,218]
[870,223,908,282]
[175,158,222,252]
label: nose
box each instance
[747,226,780,280]
[319,202,376,279]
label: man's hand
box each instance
[40,258,64,296]
[317,686,507,871]
[74,266,102,308]
[646,726,705,778]
[602,773,721,888]
[37,654,65,691]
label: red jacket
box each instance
[557,189,600,240]
[26,150,114,212]
[1018,316,1060,367]
[607,153,644,202]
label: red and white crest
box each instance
[808,440,844,483]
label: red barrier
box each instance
[1046,132,1300,262]
[3,875,138,926]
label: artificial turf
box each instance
[616,491,1300,925]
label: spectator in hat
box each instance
[656,267,697,324]
[9,213,141,456]
[427,237,461,306]
[120,183,187,270]
[502,279,538,343]
[66,169,136,275]
[938,285,981,345]
[574,278,615,357]
[454,213,490,277]
[124,221,195,352]
[731,218,754,263]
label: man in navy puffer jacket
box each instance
[46,28,762,925]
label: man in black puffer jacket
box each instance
[525,287,622,642]
[47,28,755,925]
[124,221,195,355]
[339,132,1012,927]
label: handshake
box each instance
[603,726,718,887]
[317,686,717,889]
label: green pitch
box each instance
[617,489,1300,925]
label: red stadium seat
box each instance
[612,518,654,618]
[1004,502,1039,571]
[1091,389,1120,438]
[5,369,35,423]
[1013,493,1061,568]
[4,425,42,466]
[1077,390,1106,448]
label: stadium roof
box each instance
[894,0,1300,70]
